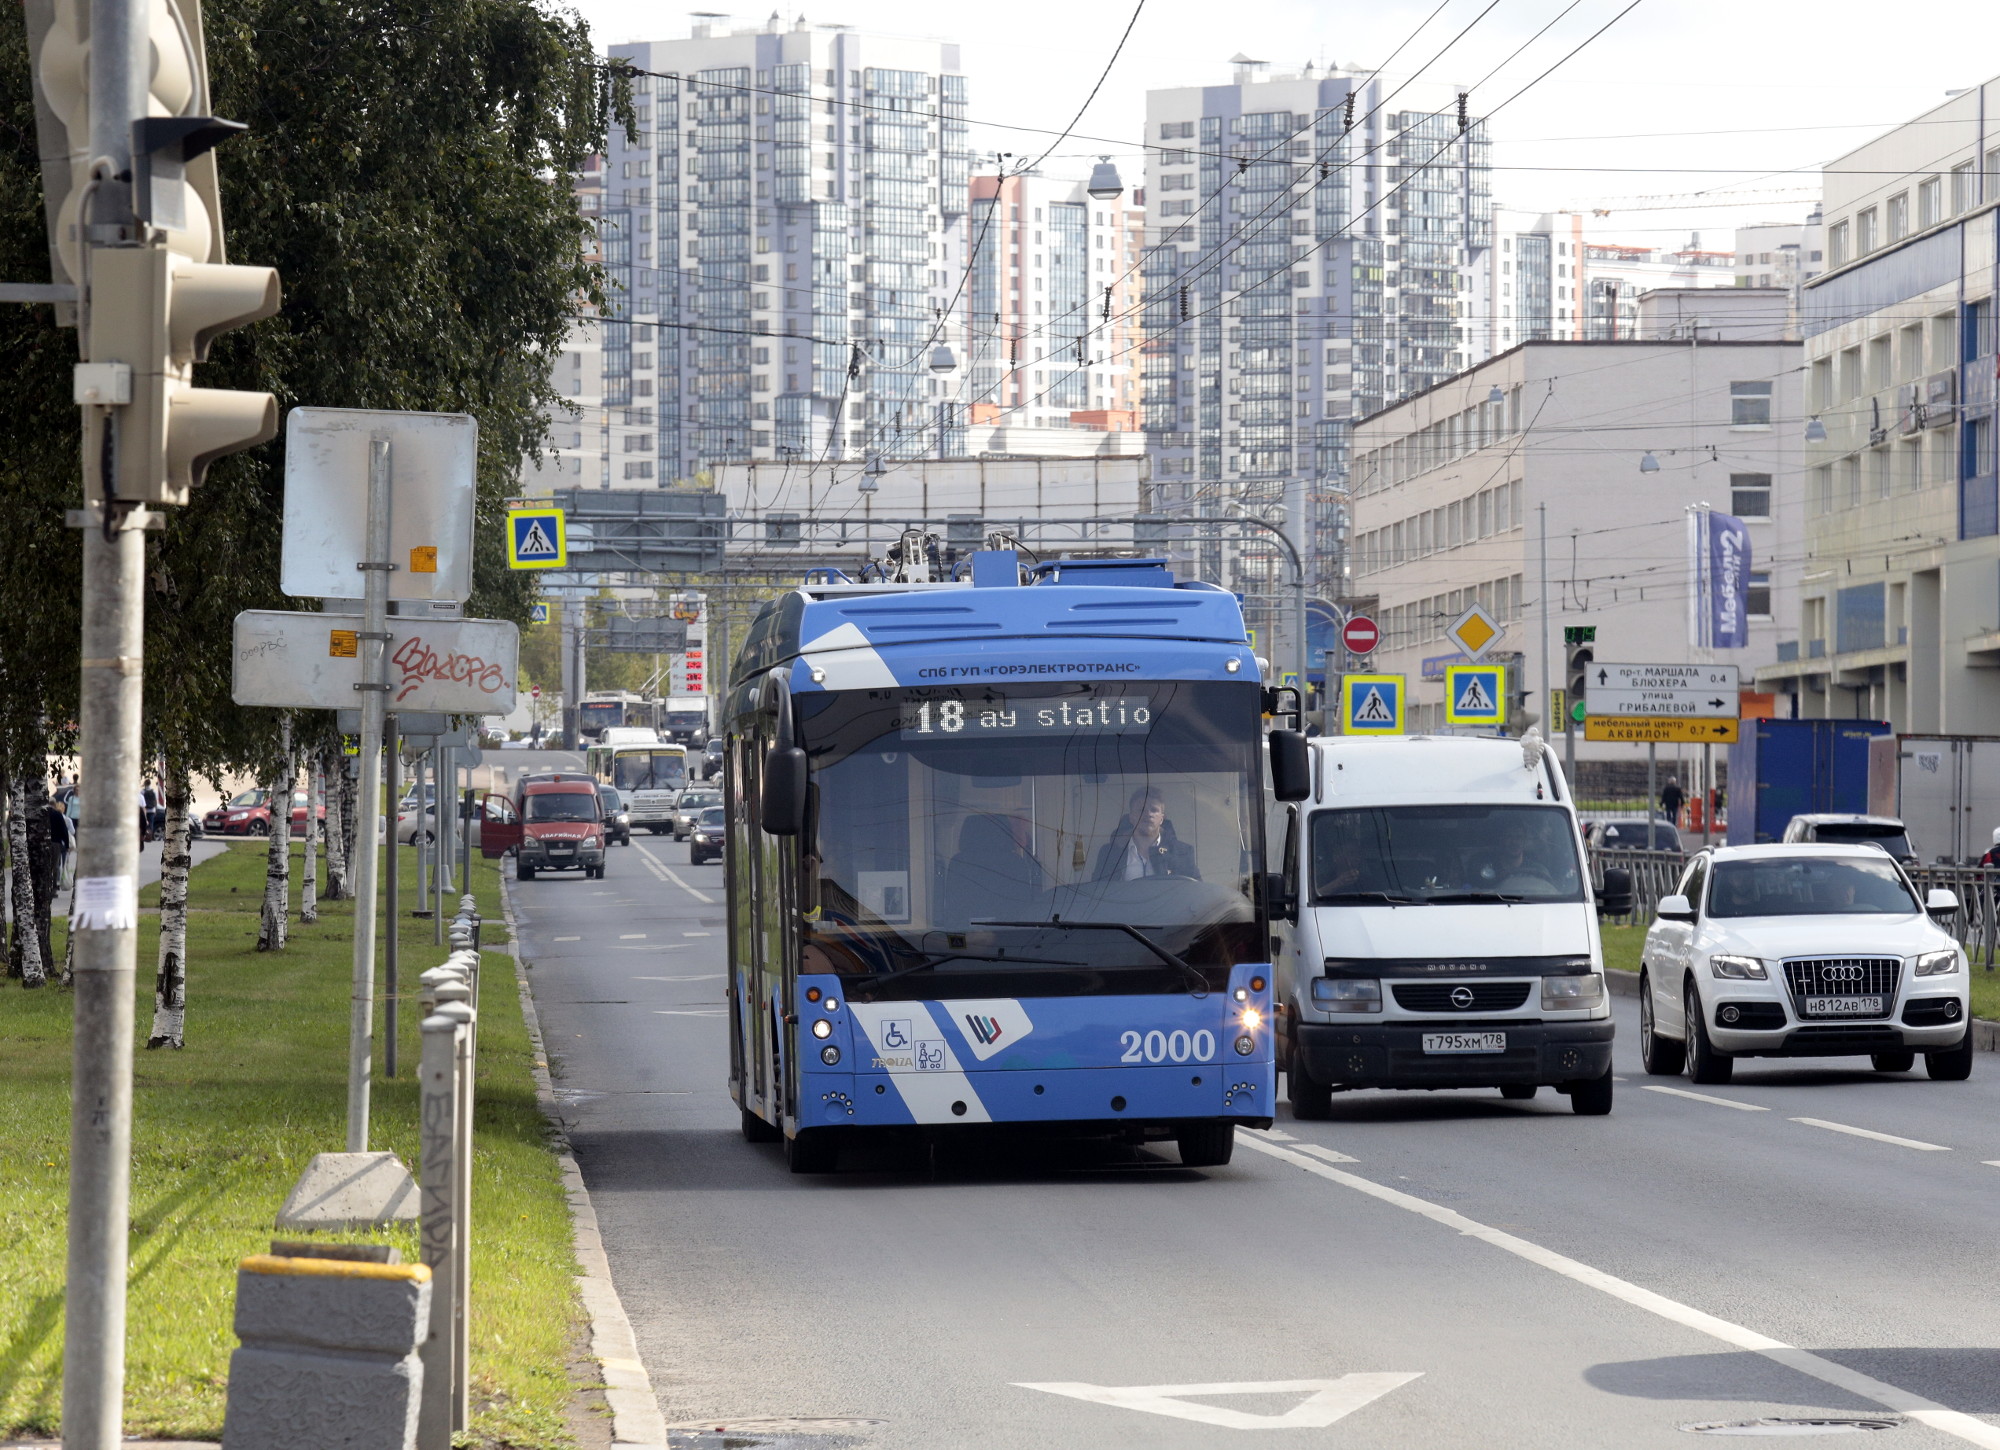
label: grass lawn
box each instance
[0,841,581,1447]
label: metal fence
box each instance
[1586,850,2000,971]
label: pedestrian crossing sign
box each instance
[507,507,567,570]
[1446,664,1506,727]
[530,602,549,623]
[1342,674,1405,734]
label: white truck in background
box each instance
[1270,732,1616,1117]
[1868,734,2000,864]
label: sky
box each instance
[575,0,2000,250]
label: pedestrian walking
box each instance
[43,789,72,889]
[1659,775,1685,826]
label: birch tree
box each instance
[147,760,192,1048]
[256,723,293,952]
[9,776,43,988]
[322,744,347,901]
[299,752,320,924]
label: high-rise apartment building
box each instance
[1139,59,1492,604]
[965,171,1145,435]
[594,16,973,484]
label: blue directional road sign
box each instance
[1342,674,1404,734]
[1445,664,1506,728]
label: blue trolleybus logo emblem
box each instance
[965,1013,1004,1047]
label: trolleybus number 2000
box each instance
[1121,1029,1218,1064]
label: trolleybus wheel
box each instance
[1175,1121,1236,1168]
[741,1106,780,1143]
[785,1128,838,1174]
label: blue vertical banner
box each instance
[1698,508,1753,649]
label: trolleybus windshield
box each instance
[611,750,685,792]
[797,680,1261,998]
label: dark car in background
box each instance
[1585,819,1683,854]
[688,806,725,865]
[597,786,631,846]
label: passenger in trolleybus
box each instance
[795,680,1262,994]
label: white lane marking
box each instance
[1014,1376,1421,1431]
[635,842,718,904]
[634,974,723,982]
[1249,1126,1295,1141]
[1236,1135,2000,1449]
[1790,1117,1950,1152]
[553,936,580,942]
[619,933,647,940]
[1642,1085,1769,1112]
[683,931,712,938]
[654,1009,725,1017]
[1292,1142,1360,1164]
[1984,1161,2000,1169]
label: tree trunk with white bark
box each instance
[148,760,192,1047]
[256,724,293,952]
[9,775,44,987]
[300,752,320,924]
[322,745,347,901]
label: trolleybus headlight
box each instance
[1234,1035,1256,1056]
[811,1018,832,1039]
[820,1045,841,1065]
[1240,1007,1263,1030]
[824,998,839,1011]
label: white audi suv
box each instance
[1638,844,1972,1084]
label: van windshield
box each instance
[526,793,599,822]
[1309,805,1586,905]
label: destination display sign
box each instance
[898,695,1153,740]
[1586,663,1741,719]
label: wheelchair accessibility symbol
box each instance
[882,1020,912,1050]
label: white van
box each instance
[1271,732,1615,1116]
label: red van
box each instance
[479,775,606,881]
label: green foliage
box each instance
[0,0,617,778]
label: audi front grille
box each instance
[1781,957,1900,1018]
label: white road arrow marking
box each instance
[1014,1374,1421,1430]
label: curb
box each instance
[500,875,669,1450]
[1604,965,1999,1050]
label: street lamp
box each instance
[860,455,885,493]
[1639,451,1661,473]
[1486,384,1505,405]
[928,344,956,375]
[1086,156,1124,201]
[1804,415,1828,443]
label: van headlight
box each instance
[1310,977,1381,1014]
[1709,954,1767,980]
[1914,949,1961,976]
[1541,973,1605,1011]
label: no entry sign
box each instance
[1340,615,1380,655]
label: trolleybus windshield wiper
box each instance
[859,948,1088,989]
[973,918,1210,997]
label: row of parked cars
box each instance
[1584,812,1921,865]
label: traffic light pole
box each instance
[64,0,151,1440]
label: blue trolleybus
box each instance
[724,549,1309,1172]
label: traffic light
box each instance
[1564,626,1596,728]
[28,0,280,506]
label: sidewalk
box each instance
[46,836,234,918]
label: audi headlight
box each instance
[1311,977,1381,1014]
[1914,949,1961,977]
[1709,954,1767,980]
[1540,973,1605,1011]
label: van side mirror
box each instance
[760,746,808,835]
[1927,887,1960,917]
[1269,729,1310,802]
[1656,893,1695,922]
[1260,870,1295,922]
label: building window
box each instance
[1919,176,1942,229]
[1747,571,1772,619]
[1730,381,1773,427]
[1856,207,1878,255]
[1953,160,1976,214]
[1886,191,1909,243]
[1730,473,1772,518]
[1828,220,1849,266]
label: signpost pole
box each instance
[1648,741,1658,838]
[348,439,393,1150]
[434,741,447,945]
[385,720,399,1079]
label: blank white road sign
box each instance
[1588,663,1741,718]
[281,407,478,605]
[232,610,520,714]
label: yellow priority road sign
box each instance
[1445,664,1506,727]
[1584,716,1740,744]
[507,507,567,569]
[1341,674,1405,734]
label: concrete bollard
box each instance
[221,1249,431,1450]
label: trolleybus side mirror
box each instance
[1269,729,1310,802]
[760,746,809,835]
